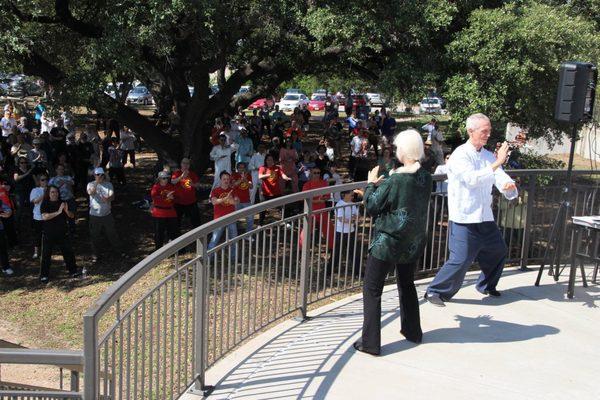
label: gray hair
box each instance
[394,129,424,162]
[466,113,490,132]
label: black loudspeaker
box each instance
[554,61,597,123]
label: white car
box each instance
[277,93,309,111]
[366,93,385,106]
[419,97,442,114]
[126,86,154,105]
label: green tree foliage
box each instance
[444,1,600,141]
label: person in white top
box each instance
[210,134,238,188]
[433,154,451,195]
[1,111,16,138]
[248,144,266,204]
[421,118,445,166]
[29,174,48,259]
[119,126,137,167]
[329,190,361,277]
[425,113,517,307]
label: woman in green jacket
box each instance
[353,129,433,356]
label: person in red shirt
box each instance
[231,162,254,235]
[150,171,179,250]
[258,154,291,225]
[208,171,240,253]
[284,120,303,139]
[299,167,334,249]
[171,158,201,228]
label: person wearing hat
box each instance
[209,134,237,188]
[171,158,201,228]
[151,171,179,250]
[87,167,122,262]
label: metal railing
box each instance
[0,348,83,399]
[4,169,599,399]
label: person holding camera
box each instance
[40,185,81,283]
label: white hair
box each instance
[466,113,490,132]
[394,129,424,162]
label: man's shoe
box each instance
[425,292,445,307]
[484,289,501,297]
[2,267,14,276]
[352,341,380,356]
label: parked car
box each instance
[235,86,250,97]
[365,93,385,106]
[6,76,43,97]
[127,85,153,105]
[248,98,275,110]
[351,94,369,108]
[419,97,442,114]
[277,93,309,111]
[308,95,327,111]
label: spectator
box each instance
[323,162,342,203]
[433,154,451,195]
[232,162,254,236]
[259,105,271,137]
[235,128,254,165]
[0,197,13,276]
[30,173,48,259]
[377,147,396,178]
[13,157,36,229]
[314,144,330,175]
[1,110,16,139]
[421,118,445,166]
[40,185,81,283]
[108,138,126,184]
[207,171,239,253]
[349,125,368,180]
[324,139,335,162]
[381,111,397,144]
[150,171,179,250]
[258,154,291,225]
[290,131,303,155]
[27,138,48,174]
[33,99,45,129]
[49,118,68,159]
[300,104,311,131]
[87,167,123,262]
[119,126,137,167]
[40,112,54,137]
[171,158,201,228]
[284,120,303,139]
[210,134,237,188]
[248,144,266,204]
[330,189,361,276]
[299,166,334,249]
[107,118,120,139]
[271,105,285,123]
[75,133,95,190]
[279,137,299,193]
[10,133,32,163]
[0,173,17,247]
[298,151,315,190]
[49,164,77,233]
[346,111,358,135]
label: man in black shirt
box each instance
[40,185,80,283]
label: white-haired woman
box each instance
[353,129,432,356]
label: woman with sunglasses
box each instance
[29,173,48,259]
[40,184,81,283]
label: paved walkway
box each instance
[183,269,599,400]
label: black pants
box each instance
[175,203,200,228]
[153,217,179,250]
[109,167,126,184]
[3,215,18,246]
[32,219,43,248]
[40,232,77,278]
[0,230,10,270]
[361,256,421,353]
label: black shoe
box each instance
[400,330,423,344]
[40,276,49,284]
[424,292,445,307]
[352,341,380,356]
[484,289,501,297]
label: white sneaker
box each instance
[32,252,39,259]
[245,236,255,242]
[2,267,14,276]
[285,223,293,229]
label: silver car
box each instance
[127,85,154,105]
[419,97,442,114]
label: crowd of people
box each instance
[0,99,137,282]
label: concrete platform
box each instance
[183,268,599,400]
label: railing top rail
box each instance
[0,390,82,399]
[0,348,83,366]
[83,168,598,322]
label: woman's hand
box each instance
[367,166,384,186]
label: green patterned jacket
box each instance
[364,167,433,263]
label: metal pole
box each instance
[82,315,98,400]
[70,371,79,392]
[297,197,313,320]
[520,174,536,270]
[192,237,212,395]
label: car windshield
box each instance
[283,94,300,101]
[423,98,439,104]
[131,87,147,94]
[312,96,326,101]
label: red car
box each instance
[308,95,327,111]
[248,98,275,110]
[351,94,368,108]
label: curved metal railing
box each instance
[3,170,600,399]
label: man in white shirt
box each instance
[1,111,16,138]
[210,134,237,188]
[425,113,517,307]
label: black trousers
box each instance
[153,217,179,250]
[175,203,200,228]
[40,232,77,278]
[0,230,10,270]
[361,255,422,353]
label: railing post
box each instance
[297,197,313,320]
[520,174,536,270]
[70,370,80,392]
[83,315,97,400]
[192,237,213,395]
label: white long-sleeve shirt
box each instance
[447,141,516,223]
[248,152,265,184]
[210,144,237,186]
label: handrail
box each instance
[0,348,83,367]
[0,390,82,399]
